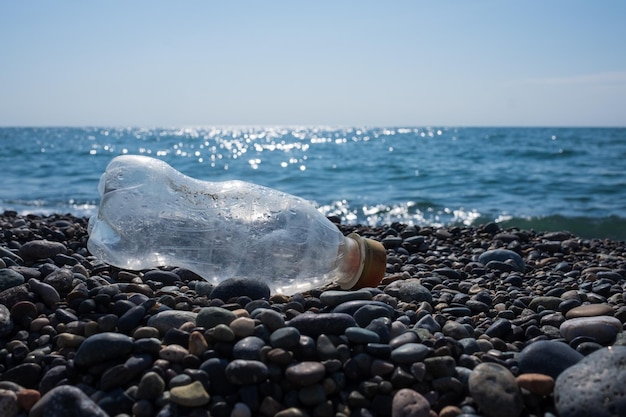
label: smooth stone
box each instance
[159,344,189,362]
[270,327,301,349]
[143,270,180,285]
[478,249,525,272]
[1,363,41,389]
[147,310,197,334]
[117,305,147,334]
[210,276,270,301]
[29,385,108,417]
[73,332,134,368]
[285,361,326,386]
[516,373,555,396]
[424,356,456,378]
[345,327,381,344]
[169,381,210,407]
[254,308,285,331]
[230,317,256,338]
[136,371,165,400]
[0,269,24,291]
[332,300,395,316]
[225,359,269,385]
[392,388,431,417]
[390,343,430,364]
[233,336,266,360]
[288,312,356,336]
[0,389,18,417]
[384,278,433,303]
[0,304,13,337]
[565,303,614,319]
[28,278,60,307]
[319,289,372,307]
[528,296,562,311]
[555,346,626,417]
[42,268,74,296]
[17,388,40,412]
[518,340,584,379]
[560,316,622,344]
[469,362,523,417]
[353,304,394,327]
[442,321,472,340]
[484,318,512,339]
[18,240,67,261]
[414,314,441,334]
[196,306,236,329]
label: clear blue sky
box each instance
[1,1,625,127]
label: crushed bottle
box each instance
[87,155,386,294]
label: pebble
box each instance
[565,303,614,319]
[559,315,623,344]
[285,361,326,386]
[0,268,24,291]
[136,371,165,400]
[384,278,433,303]
[169,380,210,407]
[196,306,237,329]
[233,336,266,360]
[225,359,269,385]
[478,249,525,272]
[392,388,431,417]
[73,332,134,368]
[28,278,60,307]
[0,303,13,337]
[230,316,256,338]
[518,340,584,379]
[469,362,524,417]
[270,326,301,349]
[319,289,372,307]
[288,312,356,336]
[554,346,626,417]
[390,343,430,364]
[516,373,555,396]
[146,310,197,334]
[209,276,271,301]
[18,239,67,260]
[0,389,18,417]
[29,385,109,417]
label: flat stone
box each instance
[469,362,523,417]
[560,316,622,344]
[555,346,626,417]
[169,381,210,407]
[225,359,269,385]
[196,306,236,329]
[73,332,134,368]
[390,343,429,364]
[0,269,24,292]
[319,289,372,307]
[18,240,67,261]
[288,312,356,336]
[516,373,555,396]
[210,276,270,301]
[345,327,381,344]
[528,296,562,311]
[518,340,584,379]
[29,385,108,417]
[392,388,431,417]
[565,303,614,319]
[285,361,326,386]
[147,310,197,335]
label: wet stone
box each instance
[555,346,626,417]
[469,362,524,417]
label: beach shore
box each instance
[0,211,625,417]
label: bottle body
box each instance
[87,155,379,294]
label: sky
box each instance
[1,1,625,127]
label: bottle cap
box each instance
[343,233,386,290]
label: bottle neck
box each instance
[334,234,366,290]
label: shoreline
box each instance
[1,211,625,417]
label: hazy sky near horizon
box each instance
[1,1,625,127]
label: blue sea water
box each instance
[1,126,625,240]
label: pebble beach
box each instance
[1,211,625,417]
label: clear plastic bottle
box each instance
[87,155,386,294]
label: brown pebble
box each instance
[188,331,208,357]
[16,389,40,411]
[392,388,431,417]
[565,303,613,319]
[439,405,462,417]
[516,373,555,396]
[10,301,38,321]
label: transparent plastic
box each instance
[87,155,385,294]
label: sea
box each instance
[1,126,625,240]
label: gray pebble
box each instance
[18,239,67,261]
[285,361,326,386]
[0,304,13,337]
[233,336,266,360]
[29,385,108,417]
[391,388,431,417]
[555,346,626,417]
[469,362,523,417]
[270,327,301,349]
[345,327,381,344]
[390,343,429,364]
[196,306,236,329]
[147,310,197,335]
[288,312,356,336]
[320,289,372,307]
[478,249,525,272]
[518,340,584,379]
[0,269,24,291]
[384,278,432,303]
[225,359,269,385]
[560,316,622,345]
[74,332,134,368]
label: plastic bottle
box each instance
[87,155,386,294]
